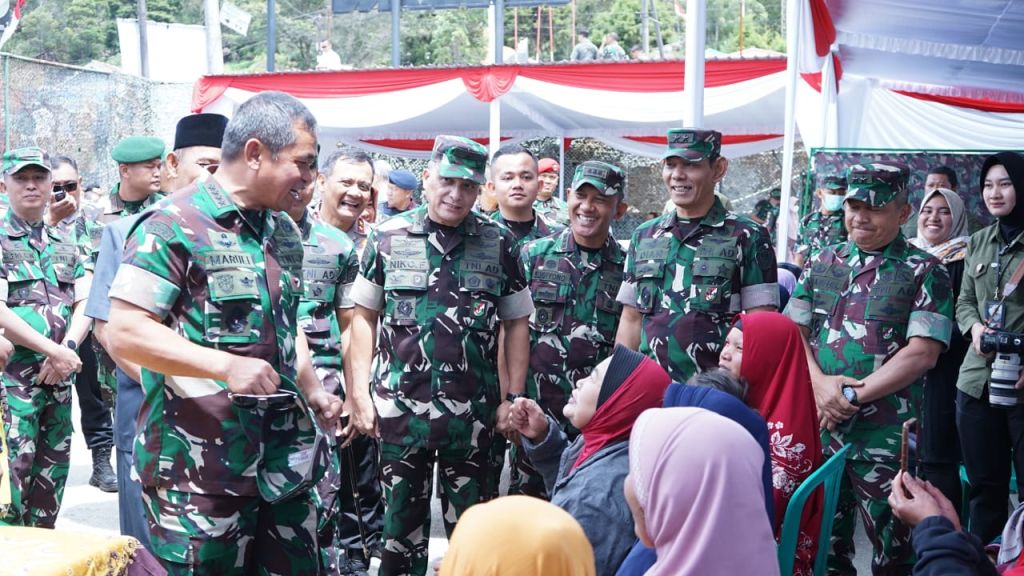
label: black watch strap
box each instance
[505,392,526,403]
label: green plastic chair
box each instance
[777,443,851,576]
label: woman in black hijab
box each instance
[957,151,1024,543]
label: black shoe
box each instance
[88,446,118,493]
[340,551,370,576]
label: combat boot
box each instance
[88,445,118,493]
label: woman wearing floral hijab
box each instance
[909,186,971,510]
[719,312,823,575]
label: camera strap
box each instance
[1004,256,1024,300]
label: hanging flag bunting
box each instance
[0,0,25,49]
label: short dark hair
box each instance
[221,91,317,163]
[579,29,589,37]
[490,144,537,169]
[688,368,749,402]
[49,155,78,172]
[927,166,959,190]
[321,147,375,180]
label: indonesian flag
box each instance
[0,0,26,49]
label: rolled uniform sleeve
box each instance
[784,265,814,328]
[739,224,779,310]
[497,230,534,321]
[350,227,385,311]
[335,245,359,310]
[615,229,640,307]
[108,214,186,321]
[907,261,954,348]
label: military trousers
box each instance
[379,442,489,576]
[827,458,913,576]
[73,334,113,450]
[0,382,72,528]
[957,389,1024,543]
[142,487,319,576]
[314,433,383,575]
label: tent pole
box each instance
[683,0,705,127]
[558,137,566,201]
[776,0,802,262]
[391,0,400,66]
[489,100,501,159]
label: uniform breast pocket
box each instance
[205,270,263,344]
[633,261,664,314]
[459,292,498,332]
[530,280,566,333]
[690,256,736,313]
[864,293,912,353]
[384,289,425,327]
[5,264,46,307]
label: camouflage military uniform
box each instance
[617,197,779,382]
[513,228,624,497]
[109,180,320,575]
[485,209,562,498]
[786,234,953,575]
[795,210,847,263]
[350,204,533,576]
[86,185,166,406]
[0,212,87,528]
[534,196,569,226]
[293,213,376,575]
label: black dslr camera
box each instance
[981,331,1024,408]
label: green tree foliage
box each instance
[5,0,783,70]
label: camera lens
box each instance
[989,353,1024,408]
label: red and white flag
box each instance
[0,0,27,49]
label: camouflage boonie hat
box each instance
[822,175,847,190]
[2,147,50,175]
[571,160,626,198]
[844,163,909,207]
[432,135,488,185]
[662,128,722,161]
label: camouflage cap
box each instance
[2,146,50,175]
[432,135,488,185]
[571,160,626,198]
[822,175,847,190]
[769,186,782,199]
[844,163,909,207]
[111,135,166,164]
[662,128,722,161]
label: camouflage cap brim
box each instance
[660,149,708,162]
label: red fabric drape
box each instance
[894,90,1024,113]
[192,59,787,111]
[809,0,836,58]
[800,53,842,93]
[736,312,824,576]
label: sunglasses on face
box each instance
[196,160,219,174]
[52,182,78,194]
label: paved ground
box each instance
[53,386,875,574]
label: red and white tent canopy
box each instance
[192,59,787,159]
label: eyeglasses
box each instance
[228,389,299,411]
[52,182,78,194]
[196,160,219,175]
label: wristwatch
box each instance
[505,392,526,403]
[64,340,77,351]
[841,385,860,407]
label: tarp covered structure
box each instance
[192,59,789,159]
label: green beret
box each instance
[111,136,166,164]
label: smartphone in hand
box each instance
[900,417,918,476]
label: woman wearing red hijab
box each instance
[719,311,824,576]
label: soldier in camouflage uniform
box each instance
[534,158,570,226]
[794,175,848,268]
[513,160,628,498]
[106,92,342,574]
[285,174,365,575]
[0,147,90,528]
[484,144,563,498]
[346,136,533,576]
[784,163,953,576]
[615,128,779,383]
[752,186,782,243]
[317,149,385,574]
